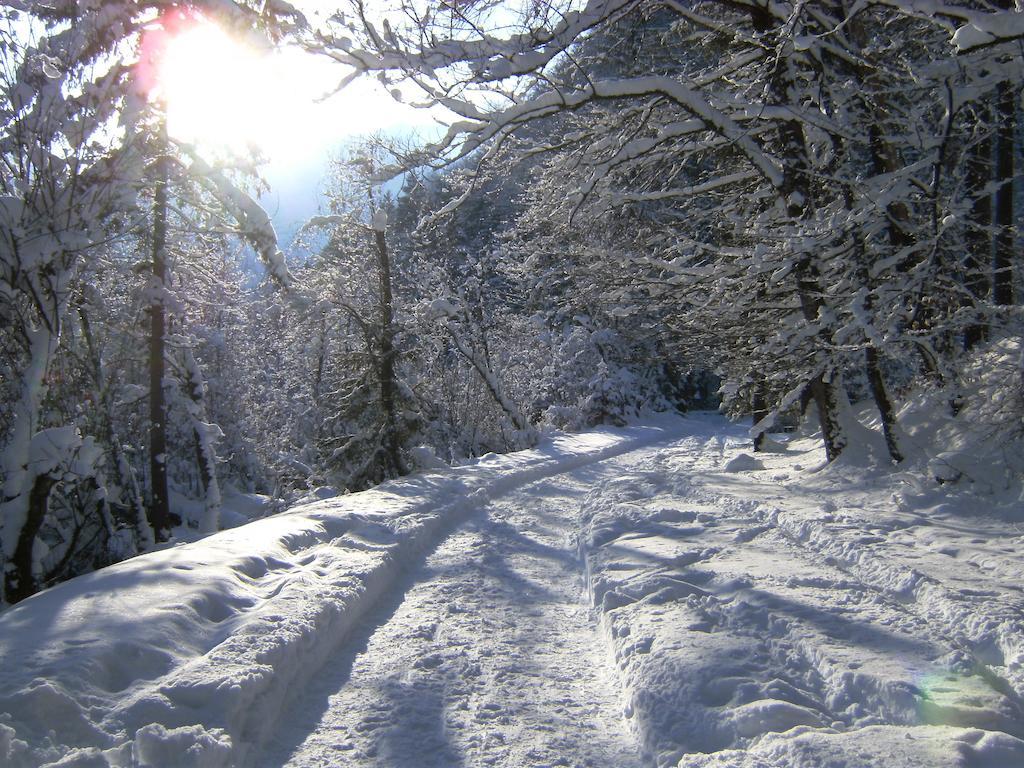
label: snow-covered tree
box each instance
[0,0,301,601]
[315,0,1021,465]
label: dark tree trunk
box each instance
[868,108,940,379]
[865,346,903,464]
[806,373,846,463]
[752,380,769,452]
[148,139,172,540]
[6,474,56,603]
[757,8,846,462]
[993,79,1015,308]
[855,47,928,439]
[965,117,992,349]
[374,223,405,478]
[796,255,846,461]
[867,123,912,247]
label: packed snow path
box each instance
[259,468,644,768]
[4,414,1024,767]
[260,416,1024,768]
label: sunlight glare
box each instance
[148,13,447,172]
[159,21,301,160]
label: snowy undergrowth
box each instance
[0,420,681,768]
[577,412,1024,767]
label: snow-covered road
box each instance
[258,413,1024,767]
[260,466,643,768]
[5,413,1024,767]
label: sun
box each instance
[142,12,337,163]
[138,11,449,171]
[151,18,288,159]
[161,23,257,151]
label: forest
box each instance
[0,0,1021,609]
[4,3,1024,767]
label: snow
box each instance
[951,24,997,50]
[4,413,1024,767]
[217,489,273,530]
[951,11,1024,51]
[421,297,459,321]
[576,413,1024,766]
[723,452,764,472]
[259,450,645,768]
[865,1,1024,51]
[408,445,448,470]
[0,420,679,767]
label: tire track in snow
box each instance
[258,465,645,768]
[254,413,1024,768]
[762,505,1024,703]
[0,422,689,767]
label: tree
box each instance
[317,0,1021,465]
[0,8,143,601]
[295,153,419,488]
[0,0,301,601]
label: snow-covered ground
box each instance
[258,459,643,768]
[0,421,680,767]
[577,415,1024,767]
[3,413,1024,767]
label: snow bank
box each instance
[682,725,1024,768]
[0,420,681,768]
[575,414,1024,767]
